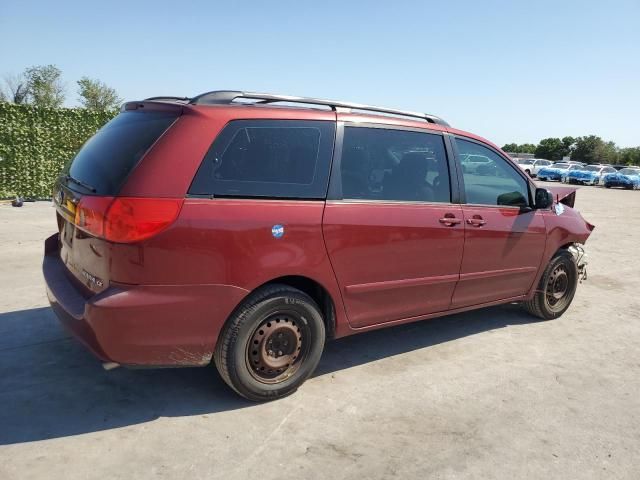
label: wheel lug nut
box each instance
[278,350,283,356]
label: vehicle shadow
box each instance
[0,303,538,445]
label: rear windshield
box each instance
[66,111,178,195]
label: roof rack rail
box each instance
[144,96,190,103]
[189,90,449,126]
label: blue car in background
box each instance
[537,163,581,181]
[563,164,618,186]
[603,167,640,189]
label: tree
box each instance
[502,143,536,154]
[518,143,537,154]
[23,64,65,107]
[2,73,29,104]
[535,138,561,160]
[571,135,618,164]
[618,147,640,166]
[77,76,122,110]
[534,137,575,160]
[561,136,575,153]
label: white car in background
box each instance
[460,153,496,175]
[514,158,553,178]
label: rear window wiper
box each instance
[62,174,97,193]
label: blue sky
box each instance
[1,0,638,147]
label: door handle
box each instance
[439,216,462,226]
[466,216,486,227]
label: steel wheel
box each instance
[246,313,308,384]
[544,264,572,313]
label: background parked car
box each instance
[603,167,640,189]
[562,164,617,185]
[515,158,553,178]
[537,163,582,181]
[460,153,497,175]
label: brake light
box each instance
[74,197,183,243]
[75,196,113,238]
[105,198,183,243]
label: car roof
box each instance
[130,91,511,156]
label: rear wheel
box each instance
[214,284,325,401]
[522,250,578,320]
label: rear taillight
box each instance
[75,196,113,238]
[74,197,183,243]
[105,198,183,243]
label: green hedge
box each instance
[0,103,117,199]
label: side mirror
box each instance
[535,188,554,209]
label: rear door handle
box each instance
[439,216,462,226]
[466,216,486,227]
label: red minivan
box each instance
[44,91,593,401]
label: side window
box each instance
[340,127,450,203]
[455,138,530,207]
[189,120,335,198]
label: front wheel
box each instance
[214,284,325,401]
[522,250,579,320]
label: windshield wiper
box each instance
[63,174,96,193]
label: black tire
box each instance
[522,250,579,320]
[604,183,611,188]
[214,284,325,401]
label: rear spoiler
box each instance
[545,186,577,208]
[121,101,185,114]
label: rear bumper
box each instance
[43,234,249,366]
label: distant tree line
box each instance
[503,136,639,166]
[0,64,122,110]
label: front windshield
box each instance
[620,168,640,175]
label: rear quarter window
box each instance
[189,119,335,199]
[66,111,178,195]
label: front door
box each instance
[323,125,465,328]
[451,137,547,308]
